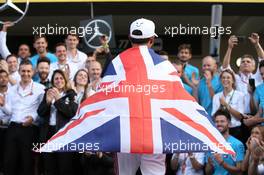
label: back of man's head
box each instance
[129,18,157,46]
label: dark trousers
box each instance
[82,153,114,175]
[0,127,7,173]
[43,152,75,175]
[42,125,75,175]
[4,122,34,175]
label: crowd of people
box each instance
[0,18,264,175]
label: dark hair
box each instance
[158,50,169,56]
[87,52,94,57]
[178,44,192,54]
[55,42,67,51]
[19,59,33,67]
[37,57,51,66]
[6,54,18,62]
[51,69,69,91]
[19,44,30,49]
[0,69,9,75]
[65,33,79,40]
[259,60,264,70]
[220,69,236,89]
[34,35,47,43]
[73,69,89,103]
[129,30,152,45]
[213,109,231,122]
[172,59,183,66]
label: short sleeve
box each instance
[234,142,245,162]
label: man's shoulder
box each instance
[77,50,87,57]
[31,54,39,61]
[186,64,199,72]
[8,84,17,93]
[46,52,58,61]
[228,135,244,148]
[77,50,87,61]
[50,62,57,68]
[256,83,264,91]
[33,82,45,91]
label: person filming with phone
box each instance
[222,33,264,116]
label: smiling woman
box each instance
[212,69,246,142]
[37,69,78,175]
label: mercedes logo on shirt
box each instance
[0,0,29,24]
[83,19,112,49]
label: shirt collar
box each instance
[18,80,33,97]
[239,71,253,80]
[67,50,81,63]
[224,89,234,98]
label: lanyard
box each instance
[225,90,235,106]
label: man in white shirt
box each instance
[171,152,205,175]
[222,33,264,114]
[65,34,87,73]
[0,69,11,125]
[85,52,96,72]
[0,69,11,174]
[6,54,21,86]
[49,43,77,80]
[0,21,31,62]
[0,69,11,173]
[88,61,102,92]
[2,60,45,175]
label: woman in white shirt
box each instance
[212,69,245,141]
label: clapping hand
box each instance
[204,70,212,86]
[191,72,199,87]
[46,89,54,104]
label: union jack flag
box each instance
[39,45,235,156]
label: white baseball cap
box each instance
[130,18,158,39]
